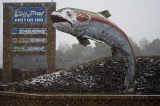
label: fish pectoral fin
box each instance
[76,36,90,47]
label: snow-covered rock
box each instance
[15,57,160,94]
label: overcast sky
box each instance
[0,0,160,67]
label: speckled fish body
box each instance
[51,8,135,91]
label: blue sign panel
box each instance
[12,28,47,35]
[12,56,48,69]
[12,7,46,24]
[12,38,47,43]
[12,46,47,52]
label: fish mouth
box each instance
[51,15,68,23]
[51,12,72,25]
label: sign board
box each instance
[3,3,56,83]
[12,46,47,52]
[12,56,48,69]
[12,7,46,23]
[12,28,47,35]
[12,38,47,43]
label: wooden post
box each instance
[3,3,12,83]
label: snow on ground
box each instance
[16,57,160,95]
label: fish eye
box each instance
[66,11,72,17]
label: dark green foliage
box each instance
[56,38,160,68]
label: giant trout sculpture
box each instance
[51,8,135,92]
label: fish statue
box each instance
[51,8,135,92]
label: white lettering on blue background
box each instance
[12,46,47,52]
[12,38,47,43]
[12,7,46,23]
[12,28,47,35]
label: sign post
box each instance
[3,2,56,83]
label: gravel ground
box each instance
[15,56,160,95]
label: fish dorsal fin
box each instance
[99,10,111,18]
